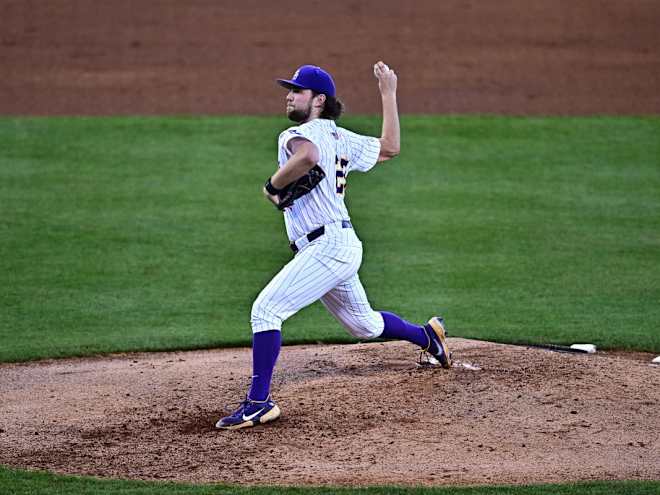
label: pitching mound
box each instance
[1,339,658,486]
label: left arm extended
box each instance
[374,61,400,162]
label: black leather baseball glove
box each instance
[271,165,326,210]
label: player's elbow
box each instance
[379,137,399,158]
[385,144,400,158]
[379,142,400,161]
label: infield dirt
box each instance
[1,0,659,115]
[1,339,659,486]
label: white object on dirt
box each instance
[426,355,439,366]
[652,356,660,364]
[570,344,597,353]
[456,361,482,371]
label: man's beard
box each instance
[287,103,312,123]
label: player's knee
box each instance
[345,312,384,340]
[250,298,282,333]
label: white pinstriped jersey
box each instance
[277,118,381,241]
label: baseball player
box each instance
[216,62,451,430]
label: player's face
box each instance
[285,88,314,123]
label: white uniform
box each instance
[250,118,385,339]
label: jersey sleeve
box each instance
[344,129,381,173]
[278,126,319,163]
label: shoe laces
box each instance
[224,398,249,415]
[224,395,270,414]
[421,326,442,357]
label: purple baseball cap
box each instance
[276,65,336,97]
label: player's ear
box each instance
[313,93,326,108]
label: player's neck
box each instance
[301,108,323,124]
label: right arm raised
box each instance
[373,61,400,162]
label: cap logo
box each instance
[292,69,300,80]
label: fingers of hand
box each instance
[375,60,389,71]
[373,61,394,79]
[263,187,280,206]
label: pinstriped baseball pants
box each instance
[250,223,385,339]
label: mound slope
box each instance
[0,339,658,486]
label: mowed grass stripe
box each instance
[1,466,659,495]
[1,116,659,362]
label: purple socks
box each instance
[248,314,427,401]
[248,329,281,402]
[380,311,429,348]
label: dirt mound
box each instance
[1,339,658,486]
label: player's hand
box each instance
[373,61,397,96]
[263,186,280,207]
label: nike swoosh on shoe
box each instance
[242,408,265,422]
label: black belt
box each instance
[290,220,353,253]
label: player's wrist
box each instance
[265,177,283,195]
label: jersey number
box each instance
[335,155,348,196]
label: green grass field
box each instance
[1,466,658,495]
[2,116,659,362]
[1,116,659,493]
